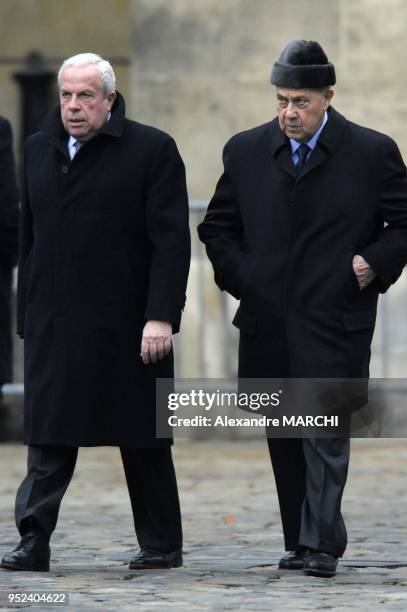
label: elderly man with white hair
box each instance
[1,53,190,572]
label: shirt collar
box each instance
[290,111,328,154]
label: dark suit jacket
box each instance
[198,107,407,379]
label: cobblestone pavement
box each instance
[0,439,406,611]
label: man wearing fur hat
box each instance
[199,40,407,577]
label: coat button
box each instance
[61,165,69,174]
[288,192,295,202]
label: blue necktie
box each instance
[71,140,83,159]
[296,143,310,175]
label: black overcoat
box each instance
[0,116,19,384]
[198,107,407,381]
[18,93,190,446]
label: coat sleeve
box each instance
[0,117,20,267]
[144,135,190,334]
[16,141,34,338]
[197,139,251,300]
[360,136,407,293]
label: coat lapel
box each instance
[277,146,297,179]
[298,145,327,181]
[50,133,70,159]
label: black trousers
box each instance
[15,445,182,553]
[268,437,349,558]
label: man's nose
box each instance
[285,102,298,118]
[67,95,82,110]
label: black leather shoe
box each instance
[129,548,183,569]
[0,531,50,572]
[278,548,309,570]
[303,551,338,577]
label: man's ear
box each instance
[324,89,334,108]
[106,90,117,111]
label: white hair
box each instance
[58,53,116,96]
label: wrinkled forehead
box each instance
[275,87,323,100]
[59,65,102,91]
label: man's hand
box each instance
[141,320,172,364]
[352,255,376,289]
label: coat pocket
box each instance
[342,310,376,332]
[232,306,257,335]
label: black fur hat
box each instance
[271,40,336,89]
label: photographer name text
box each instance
[167,415,339,428]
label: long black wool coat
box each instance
[0,116,19,385]
[18,93,190,446]
[198,107,407,384]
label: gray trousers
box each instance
[15,445,183,553]
[267,437,350,557]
